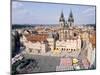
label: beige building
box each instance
[25,41,48,54]
[54,36,81,57]
[86,41,95,66]
[47,37,55,52]
[20,34,48,54]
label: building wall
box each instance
[20,34,47,54]
[59,29,64,40]
[47,38,55,51]
[87,41,94,65]
[25,42,47,54]
[59,28,76,40]
[54,36,81,57]
[56,38,81,50]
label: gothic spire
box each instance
[68,10,74,22]
[59,11,65,22]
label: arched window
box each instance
[62,48,63,50]
[74,33,77,37]
[68,49,71,52]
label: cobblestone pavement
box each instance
[23,54,60,72]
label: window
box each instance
[62,48,63,50]
[50,48,51,50]
[38,50,41,53]
[68,49,71,52]
[29,48,32,53]
[65,31,67,39]
[74,33,77,37]
[64,48,65,51]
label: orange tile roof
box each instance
[25,34,48,42]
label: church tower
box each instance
[68,10,74,26]
[65,20,69,28]
[59,11,65,28]
[59,11,65,40]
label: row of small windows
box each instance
[55,48,76,51]
[29,48,41,53]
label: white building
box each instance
[55,36,81,57]
[86,41,95,66]
[25,41,48,54]
[47,35,55,51]
[20,34,48,55]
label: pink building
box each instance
[60,58,72,66]
[82,58,90,69]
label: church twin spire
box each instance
[68,10,74,26]
[59,10,74,27]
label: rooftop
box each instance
[25,34,48,43]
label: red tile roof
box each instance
[25,34,48,42]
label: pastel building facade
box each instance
[86,41,95,66]
[47,37,55,52]
[54,36,81,57]
[20,34,48,55]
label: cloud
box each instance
[81,7,95,17]
[82,7,95,14]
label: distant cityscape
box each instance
[11,1,96,74]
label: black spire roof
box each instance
[68,10,74,22]
[59,11,65,22]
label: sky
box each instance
[12,1,96,25]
